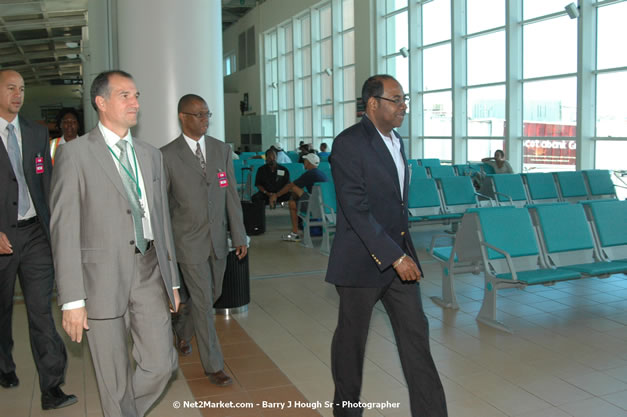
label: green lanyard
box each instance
[107,142,142,199]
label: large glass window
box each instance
[263,0,355,150]
[523,17,577,79]
[596,72,627,137]
[467,86,505,137]
[467,0,504,33]
[595,0,627,184]
[371,0,625,170]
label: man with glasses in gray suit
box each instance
[162,94,247,387]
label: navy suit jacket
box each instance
[325,116,421,288]
[0,117,52,270]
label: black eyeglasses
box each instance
[182,111,212,119]
[374,95,410,106]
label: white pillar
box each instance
[116,0,224,148]
[83,0,117,132]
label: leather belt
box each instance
[17,216,39,228]
[135,240,153,254]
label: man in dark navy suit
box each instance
[0,69,76,410]
[326,75,447,417]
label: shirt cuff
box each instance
[173,286,180,289]
[62,300,85,310]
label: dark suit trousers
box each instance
[331,278,447,417]
[0,221,67,391]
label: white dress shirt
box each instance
[0,115,37,220]
[62,123,156,311]
[375,126,406,199]
[183,133,205,160]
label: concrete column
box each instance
[505,0,523,172]
[116,0,224,147]
[83,0,117,131]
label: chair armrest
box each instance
[474,192,496,207]
[428,234,455,254]
[493,191,513,205]
[480,241,518,281]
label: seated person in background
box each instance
[477,149,514,196]
[298,143,314,163]
[482,149,513,174]
[318,142,330,158]
[272,142,292,164]
[252,149,291,207]
[270,153,329,242]
[50,107,81,165]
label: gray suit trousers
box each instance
[174,257,226,374]
[86,246,177,417]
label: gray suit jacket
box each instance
[161,135,246,296]
[49,127,180,319]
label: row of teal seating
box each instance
[408,161,487,181]
[428,200,627,333]
[408,176,488,225]
[487,170,618,207]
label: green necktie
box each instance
[115,140,148,254]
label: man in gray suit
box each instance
[0,69,76,410]
[50,70,181,417]
[162,94,247,387]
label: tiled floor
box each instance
[2,208,627,417]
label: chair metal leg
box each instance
[301,221,314,248]
[476,278,512,333]
[430,266,459,310]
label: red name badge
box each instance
[35,156,44,174]
[217,171,228,188]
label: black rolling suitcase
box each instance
[242,199,265,235]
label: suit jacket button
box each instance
[401,231,405,236]
[12,201,17,206]
[130,240,135,245]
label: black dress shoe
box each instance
[41,386,78,410]
[0,371,19,388]
[177,339,192,356]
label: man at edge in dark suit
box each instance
[325,74,447,417]
[0,69,76,409]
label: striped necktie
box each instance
[195,142,206,176]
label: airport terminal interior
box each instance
[2,0,627,416]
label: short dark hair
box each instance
[361,74,397,108]
[265,148,277,158]
[90,70,134,111]
[56,108,80,128]
[178,94,206,113]
[320,143,328,151]
[495,149,505,158]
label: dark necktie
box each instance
[195,142,206,176]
